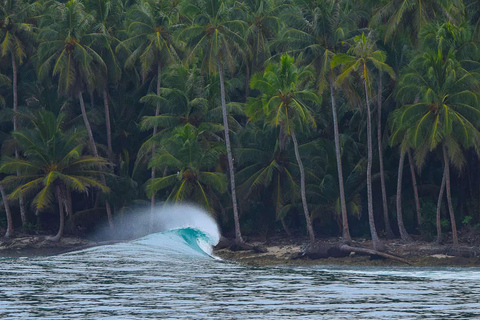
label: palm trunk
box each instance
[78,92,114,230]
[363,76,382,250]
[377,72,394,238]
[330,81,351,243]
[291,131,315,243]
[150,63,161,220]
[48,186,65,242]
[436,164,447,244]
[407,149,421,228]
[1,184,14,238]
[443,145,458,246]
[396,152,412,241]
[11,52,27,227]
[216,57,244,244]
[103,89,113,162]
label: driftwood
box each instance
[339,244,413,265]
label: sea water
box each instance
[1,205,480,319]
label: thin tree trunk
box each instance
[330,81,351,243]
[396,152,412,241]
[216,57,244,244]
[103,89,113,162]
[291,131,315,243]
[377,72,394,239]
[1,185,14,238]
[48,186,65,242]
[407,149,422,228]
[11,52,27,227]
[150,63,161,220]
[244,64,250,102]
[443,145,458,246]
[436,163,447,244]
[78,93,114,230]
[363,76,382,250]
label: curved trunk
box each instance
[436,164,447,244]
[443,145,458,246]
[78,93,114,230]
[377,73,394,238]
[291,131,315,243]
[1,185,14,238]
[281,218,293,240]
[407,149,422,228]
[396,152,412,241]
[11,52,27,227]
[363,77,382,250]
[330,82,351,243]
[103,89,113,162]
[48,186,65,242]
[151,63,162,220]
[216,57,244,244]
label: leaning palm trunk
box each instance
[377,73,394,238]
[150,63,161,220]
[436,165,447,244]
[103,89,114,162]
[363,77,382,250]
[78,93,114,230]
[1,184,14,238]
[291,131,316,243]
[443,145,458,246]
[407,149,422,228]
[330,82,351,243]
[48,186,65,242]
[396,152,412,241]
[11,52,27,227]
[216,57,244,244]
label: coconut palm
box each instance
[248,53,321,243]
[180,0,248,244]
[274,0,362,242]
[236,124,299,237]
[37,0,114,229]
[0,111,109,241]
[85,0,124,161]
[1,0,41,226]
[332,32,395,250]
[393,51,480,246]
[371,0,464,43]
[146,123,227,211]
[120,0,181,213]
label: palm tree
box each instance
[371,0,464,43]
[146,123,227,211]
[180,0,248,244]
[37,0,114,229]
[248,53,321,243]
[85,0,124,162]
[332,32,395,250]
[0,111,109,241]
[274,0,361,242]
[0,0,41,227]
[120,0,181,214]
[240,0,283,98]
[393,29,480,245]
[236,124,299,238]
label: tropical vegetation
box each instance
[1,0,480,249]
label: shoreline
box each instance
[1,235,479,268]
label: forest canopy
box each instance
[1,0,480,247]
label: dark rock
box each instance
[304,243,330,259]
[290,252,306,260]
[253,244,268,253]
[327,246,349,258]
[214,236,234,250]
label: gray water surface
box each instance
[1,231,480,319]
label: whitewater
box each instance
[1,204,480,319]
